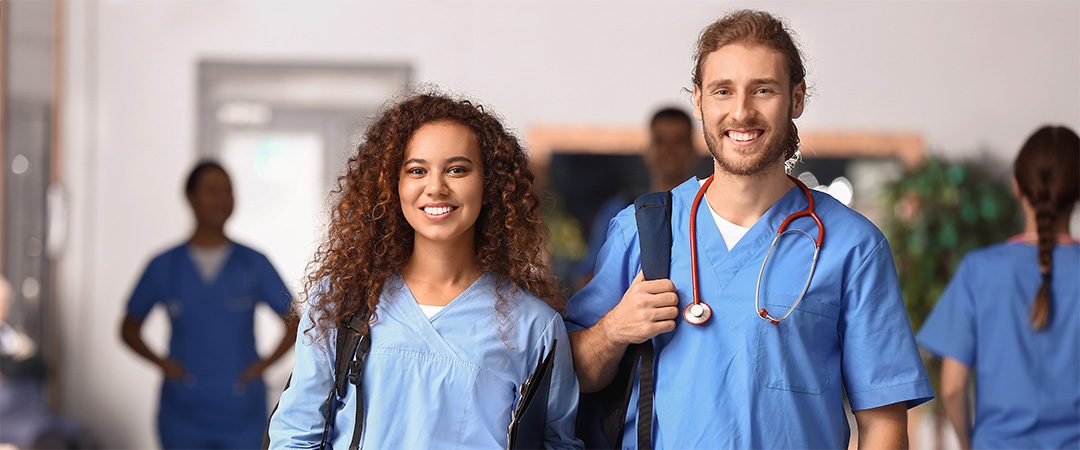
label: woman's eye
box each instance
[448,166,468,175]
[406,167,425,175]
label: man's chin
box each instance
[712,153,786,177]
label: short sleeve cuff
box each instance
[125,306,151,320]
[269,294,293,316]
[847,379,935,411]
[916,334,974,368]
[563,320,586,333]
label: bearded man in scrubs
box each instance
[120,161,296,449]
[567,10,933,449]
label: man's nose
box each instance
[729,92,755,123]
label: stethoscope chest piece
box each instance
[683,302,712,325]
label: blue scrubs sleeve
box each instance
[267,300,337,448]
[126,257,168,319]
[839,238,934,410]
[540,315,585,449]
[565,210,640,332]
[255,254,293,315]
[573,196,632,282]
[916,257,977,368]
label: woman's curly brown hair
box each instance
[300,90,563,345]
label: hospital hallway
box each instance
[2,0,1078,448]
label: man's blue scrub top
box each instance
[918,241,1080,449]
[567,177,934,449]
[126,242,292,441]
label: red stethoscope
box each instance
[684,174,824,325]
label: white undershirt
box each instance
[699,178,751,250]
[417,304,444,318]
[189,244,232,284]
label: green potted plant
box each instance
[880,155,1021,445]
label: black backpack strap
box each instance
[260,310,365,450]
[574,192,672,450]
[344,314,372,450]
[630,191,671,450]
[634,191,673,281]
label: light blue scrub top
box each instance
[126,242,292,443]
[268,273,584,449]
[566,177,934,449]
[917,241,1080,449]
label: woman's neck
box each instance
[190,225,229,248]
[402,238,483,306]
[1020,200,1073,236]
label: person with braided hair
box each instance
[918,125,1080,449]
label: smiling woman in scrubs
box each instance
[120,162,296,449]
[917,126,1080,449]
[267,92,582,449]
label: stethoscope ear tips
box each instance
[683,302,712,325]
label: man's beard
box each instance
[703,117,799,177]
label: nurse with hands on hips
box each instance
[120,161,297,450]
[917,125,1080,449]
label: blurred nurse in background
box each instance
[119,161,296,449]
[917,125,1079,449]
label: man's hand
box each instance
[599,271,680,345]
[571,271,679,392]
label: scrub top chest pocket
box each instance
[755,293,840,395]
[225,271,261,312]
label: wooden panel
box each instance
[526,125,925,188]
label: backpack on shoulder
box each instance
[261,310,371,450]
[575,191,671,450]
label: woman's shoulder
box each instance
[962,241,1031,267]
[484,275,562,326]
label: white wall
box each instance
[59,0,1079,447]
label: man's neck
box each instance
[652,175,687,193]
[704,163,794,228]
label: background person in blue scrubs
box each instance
[917,126,1079,449]
[268,92,582,449]
[567,10,933,449]
[573,107,699,290]
[120,161,296,449]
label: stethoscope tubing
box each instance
[688,175,713,310]
[685,174,823,326]
[755,230,820,324]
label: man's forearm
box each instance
[854,402,909,449]
[569,319,628,393]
